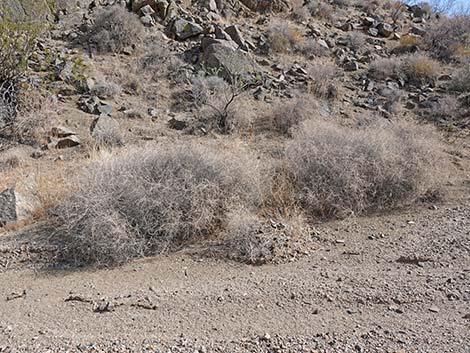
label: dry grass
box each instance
[267,21,304,53]
[308,60,338,99]
[403,54,439,85]
[450,63,470,93]
[254,96,317,137]
[87,6,144,54]
[4,84,57,144]
[282,119,443,219]
[369,54,439,85]
[54,143,261,265]
[369,56,404,81]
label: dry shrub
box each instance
[87,6,144,54]
[369,56,404,80]
[307,1,334,20]
[291,0,310,21]
[3,84,56,143]
[403,54,439,85]
[283,119,443,219]
[267,21,303,53]
[222,211,273,265]
[369,54,439,85]
[54,143,261,265]
[400,34,422,47]
[424,95,464,123]
[308,60,338,99]
[295,38,330,57]
[423,14,470,61]
[347,32,366,52]
[254,96,317,136]
[139,45,187,83]
[90,78,122,99]
[450,63,470,93]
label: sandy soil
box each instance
[0,193,469,352]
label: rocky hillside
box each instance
[0,0,469,260]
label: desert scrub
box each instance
[450,62,470,93]
[403,54,439,86]
[0,12,40,81]
[87,6,144,54]
[55,143,261,265]
[282,119,443,219]
[369,54,439,85]
[266,21,303,53]
[423,14,470,61]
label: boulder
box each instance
[201,41,258,80]
[409,4,431,19]
[0,178,40,226]
[0,188,17,226]
[168,17,203,40]
[377,23,393,37]
[225,25,249,51]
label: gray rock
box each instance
[410,25,426,36]
[141,14,155,27]
[169,17,203,40]
[140,4,155,16]
[368,28,378,37]
[225,25,249,51]
[377,23,393,37]
[51,126,76,138]
[168,117,187,130]
[0,188,17,226]
[48,135,81,149]
[0,178,40,226]
[410,4,431,19]
[201,42,257,81]
[215,26,233,41]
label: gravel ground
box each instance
[0,198,469,353]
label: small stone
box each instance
[429,306,440,313]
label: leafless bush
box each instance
[283,119,443,219]
[450,63,470,93]
[91,117,124,147]
[1,83,55,143]
[307,1,334,19]
[191,73,249,133]
[291,0,310,21]
[369,54,439,85]
[90,79,122,99]
[267,21,303,53]
[87,6,144,54]
[55,143,261,265]
[424,95,464,122]
[423,14,470,61]
[294,38,330,57]
[347,31,366,52]
[308,60,338,99]
[254,96,317,136]
[222,211,274,265]
[369,56,404,80]
[403,54,439,85]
